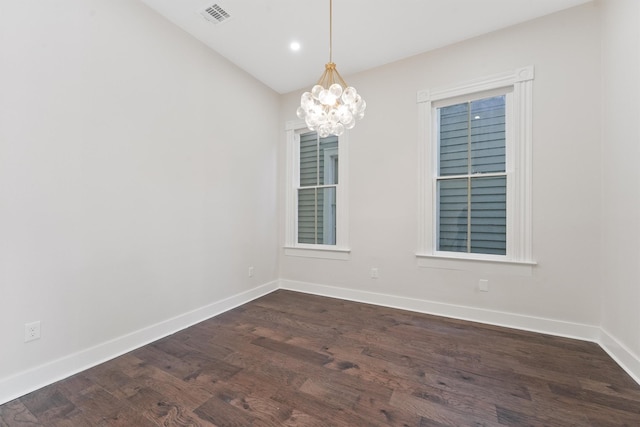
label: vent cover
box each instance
[200,4,232,25]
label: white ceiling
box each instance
[139,0,592,94]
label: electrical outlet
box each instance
[25,321,41,342]
[248,266,254,278]
[370,268,379,279]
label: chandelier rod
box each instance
[329,0,333,63]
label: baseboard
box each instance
[280,279,640,386]
[0,281,279,406]
[598,328,640,385]
[279,279,600,341]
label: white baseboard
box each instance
[598,328,640,385]
[0,281,279,406]
[279,279,600,340]
[279,279,640,385]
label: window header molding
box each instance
[417,66,534,104]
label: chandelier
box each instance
[296,0,366,137]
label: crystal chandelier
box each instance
[296,0,366,137]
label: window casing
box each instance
[285,121,349,259]
[417,67,535,272]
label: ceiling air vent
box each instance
[200,4,232,25]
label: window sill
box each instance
[416,253,536,276]
[284,246,351,260]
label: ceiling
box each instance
[138,0,592,94]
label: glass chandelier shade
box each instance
[296,0,366,137]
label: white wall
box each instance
[0,0,279,400]
[279,4,603,332]
[600,0,640,362]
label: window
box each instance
[417,67,535,272]
[285,121,349,259]
[298,132,338,245]
[437,95,507,255]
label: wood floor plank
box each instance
[389,389,495,426]
[125,364,213,410]
[19,387,77,425]
[62,384,133,426]
[192,389,259,427]
[2,289,640,426]
[126,385,209,426]
[0,400,40,427]
[270,385,384,427]
[251,336,333,366]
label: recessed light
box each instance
[290,41,301,52]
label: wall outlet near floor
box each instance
[479,279,489,292]
[248,266,254,278]
[370,267,379,279]
[25,321,41,342]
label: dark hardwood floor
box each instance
[2,290,640,426]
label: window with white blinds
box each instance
[417,66,535,269]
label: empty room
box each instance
[1,0,639,425]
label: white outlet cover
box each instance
[25,321,41,342]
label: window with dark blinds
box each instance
[297,132,338,245]
[437,96,507,255]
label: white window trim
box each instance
[285,120,350,260]
[416,66,536,274]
